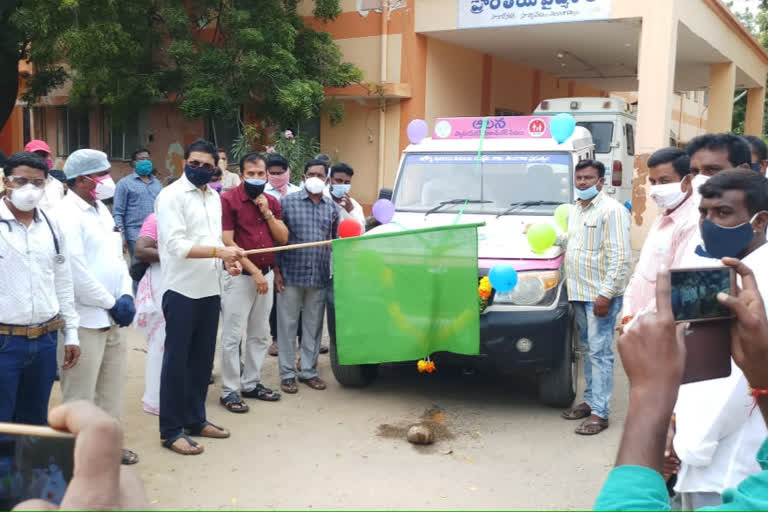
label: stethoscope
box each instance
[0,202,65,264]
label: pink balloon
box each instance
[372,199,395,224]
[407,119,429,145]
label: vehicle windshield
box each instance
[576,121,613,153]
[392,152,572,215]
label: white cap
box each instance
[63,149,111,180]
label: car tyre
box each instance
[329,337,379,387]
[537,318,578,408]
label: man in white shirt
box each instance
[669,169,768,509]
[23,140,65,211]
[155,139,243,456]
[0,152,80,425]
[217,148,241,193]
[56,149,138,465]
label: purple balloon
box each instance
[407,119,429,145]
[372,199,395,224]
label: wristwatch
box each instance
[264,212,274,220]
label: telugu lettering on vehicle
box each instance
[458,0,611,29]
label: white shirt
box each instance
[155,174,223,299]
[673,242,768,494]
[265,182,301,200]
[39,176,65,211]
[221,170,241,193]
[323,188,366,227]
[0,200,79,346]
[56,192,132,329]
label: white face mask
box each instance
[90,175,116,200]
[649,181,688,211]
[304,176,325,195]
[691,173,709,195]
[9,184,45,212]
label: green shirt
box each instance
[594,438,768,511]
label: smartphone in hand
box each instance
[670,267,736,383]
[0,423,74,510]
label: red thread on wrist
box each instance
[749,387,768,413]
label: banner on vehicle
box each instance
[333,224,481,365]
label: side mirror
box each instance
[378,188,393,201]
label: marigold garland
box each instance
[479,276,492,313]
[417,358,436,373]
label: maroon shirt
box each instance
[221,184,282,268]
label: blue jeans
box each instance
[0,333,58,424]
[572,297,623,420]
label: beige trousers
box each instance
[58,325,126,421]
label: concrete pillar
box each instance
[706,62,736,133]
[744,87,766,136]
[631,1,678,249]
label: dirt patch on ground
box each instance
[377,406,456,453]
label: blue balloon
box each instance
[550,113,576,144]
[624,200,632,212]
[489,264,518,293]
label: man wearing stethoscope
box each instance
[56,149,139,465]
[0,152,81,426]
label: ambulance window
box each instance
[576,122,612,153]
[626,124,635,156]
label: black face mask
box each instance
[243,178,267,199]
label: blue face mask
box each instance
[695,213,761,259]
[184,164,213,187]
[244,178,267,199]
[135,160,153,176]
[330,183,351,199]
[574,185,599,201]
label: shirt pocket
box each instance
[578,219,603,252]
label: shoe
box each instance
[319,344,329,354]
[268,342,279,357]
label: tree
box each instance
[4,0,361,132]
[728,0,768,135]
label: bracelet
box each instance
[748,386,768,412]
[212,246,217,258]
[264,212,274,220]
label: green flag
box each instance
[332,223,481,365]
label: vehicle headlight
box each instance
[494,270,560,306]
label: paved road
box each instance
[51,328,630,511]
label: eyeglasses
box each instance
[9,176,46,188]
[188,160,215,172]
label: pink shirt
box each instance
[623,195,699,317]
[138,213,158,241]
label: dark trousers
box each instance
[270,288,302,344]
[160,290,220,440]
[326,278,336,346]
[0,332,58,424]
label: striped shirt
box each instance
[563,191,632,302]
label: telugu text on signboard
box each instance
[458,0,612,29]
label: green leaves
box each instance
[7,0,359,128]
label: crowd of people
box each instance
[0,138,366,460]
[4,128,768,509]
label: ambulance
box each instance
[330,116,595,408]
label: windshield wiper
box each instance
[496,201,562,218]
[424,199,491,217]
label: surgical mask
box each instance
[9,183,45,212]
[695,213,764,259]
[185,164,213,187]
[304,176,325,195]
[330,183,351,199]
[650,181,688,211]
[751,162,762,173]
[87,174,116,200]
[210,181,222,193]
[574,185,598,201]
[135,160,153,176]
[244,178,266,199]
[691,173,709,196]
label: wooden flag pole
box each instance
[243,239,333,255]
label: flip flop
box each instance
[242,384,281,402]
[162,433,204,455]
[185,421,230,439]
[575,418,609,436]
[298,377,327,390]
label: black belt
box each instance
[242,265,273,277]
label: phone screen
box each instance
[670,268,733,322]
[0,432,74,509]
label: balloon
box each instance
[527,223,556,253]
[407,119,429,145]
[550,113,576,144]
[554,204,571,232]
[489,264,518,293]
[339,218,363,238]
[372,199,395,224]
